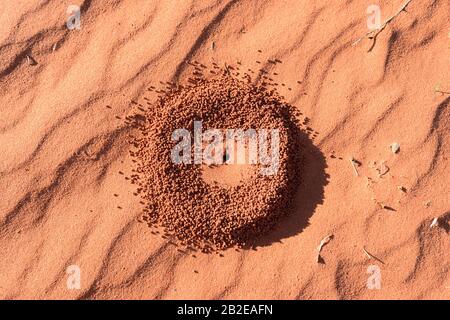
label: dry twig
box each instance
[316,234,334,263]
[377,161,389,178]
[350,157,359,176]
[430,217,439,228]
[353,0,413,51]
[363,247,385,264]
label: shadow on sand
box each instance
[244,127,329,249]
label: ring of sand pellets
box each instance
[129,74,303,251]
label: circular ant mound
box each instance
[129,74,303,250]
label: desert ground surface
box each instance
[0,0,449,299]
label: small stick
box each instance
[430,217,439,228]
[350,158,359,176]
[26,54,37,65]
[363,247,385,264]
[353,0,413,48]
[316,234,334,263]
[363,247,371,259]
[377,161,389,177]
